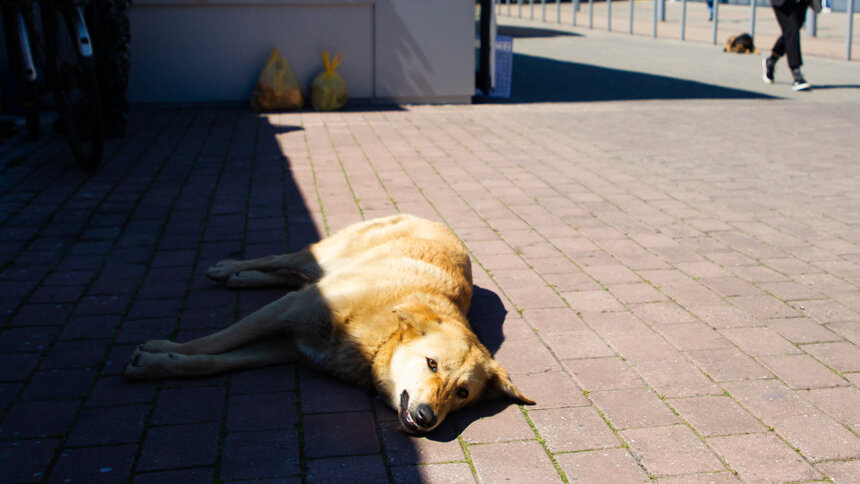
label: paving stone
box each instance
[591,388,679,429]
[454,400,536,443]
[656,473,741,483]
[544,329,615,359]
[299,374,372,413]
[469,440,562,484]
[66,404,149,445]
[306,455,387,483]
[151,386,226,425]
[816,459,860,484]
[529,406,619,452]
[800,386,860,429]
[522,307,590,333]
[379,418,464,466]
[0,438,60,482]
[87,375,158,406]
[719,327,802,356]
[0,353,41,380]
[303,411,378,458]
[622,425,724,476]
[132,468,215,484]
[555,448,650,483]
[801,341,860,372]
[771,413,860,462]
[220,429,300,480]
[707,433,822,483]
[564,357,645,391]
[723,379,816,423]
[757,354,847,389]
[511,370,589,409]
[136,423,220,471]
[0,399,80,438]
[686,348,773,382]
[490,337,561,374]
[226,392,297,431]
[765,317,842,344]
[48,444,136,484]
[668,396,765,437]
[634,359,722,397]
[40,339,112,369]
[655,322,733,351]
[391,462,476,483]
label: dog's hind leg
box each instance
[207,249,321,289]
[132,287,328,358]
[124,336,298,380]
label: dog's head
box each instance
[384,298,534,434]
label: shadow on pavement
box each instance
[497,25,583,38]
[483,53,777,103]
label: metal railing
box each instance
[499,0,857,60]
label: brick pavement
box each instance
[2,35,860,484]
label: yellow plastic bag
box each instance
[310,51,348,111]
[250,48,303,111]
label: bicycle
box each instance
[2,0,104,171]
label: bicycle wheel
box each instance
[46,3,104,171]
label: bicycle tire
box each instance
[46,3,104,171]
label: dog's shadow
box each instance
[466,285,508,357]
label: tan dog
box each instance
[124,214,533,434]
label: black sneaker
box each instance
[791,68,811,91]
[762,57,775,84]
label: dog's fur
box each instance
[124,214,533,434]
[723,33,758,54]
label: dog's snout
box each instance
[414,404,437,428]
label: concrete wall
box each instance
[128,0,474,104]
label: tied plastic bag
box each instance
[250,48,303,111]
[310,51,348,111]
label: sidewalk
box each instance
[1,22,860,484]
[498,0,859,62]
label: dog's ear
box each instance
[393,296,441,335]
[486,364,535,405]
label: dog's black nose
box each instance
[414,404,437,428]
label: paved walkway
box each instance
[1,18,860,484]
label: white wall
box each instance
[128,0,474,104]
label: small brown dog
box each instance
[724,33,759,54]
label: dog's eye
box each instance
[426,358,437,373]
[456,388,469,399]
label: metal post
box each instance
[518,0,523,18]
[808,9,817,36]
[573,0,579,25]
[608,0,613,31]
[660,0,667,21]
[629,0,635,34]
[530,0,534,19]
[557,0,561,23]
[589,0,594,28]
[653,0,658,37]
[681,0,687,39]
[749,0,757,39]
[712,0,720,44]
[478,0,492,95]
[507,0,511,16]
[847,0,855,60]
[541,0,546,21]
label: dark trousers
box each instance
[771,2,807,69]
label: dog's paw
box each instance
[206,260,241,282]
[138,339,181,354]
[124,350,176,380]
